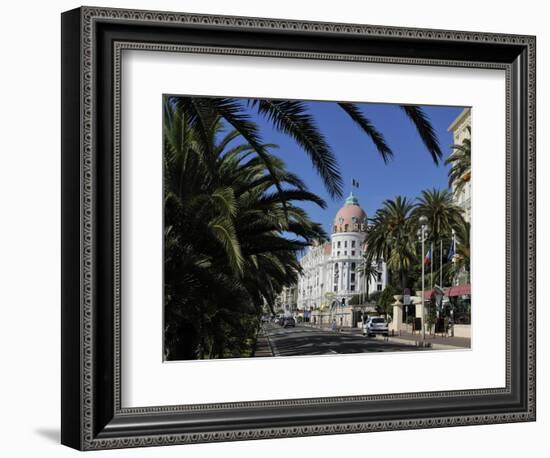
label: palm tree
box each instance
[163,101,328,360]
[450,220,471,284]
[169,96,444,200]
[414,189,465,241]
[357,258,379,305]
[413,188,466,287]
[445,126,471,196]
[364,196,417,292]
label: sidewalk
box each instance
[253,330,274,357]
[386,332,471,350]
[306,324,470,350]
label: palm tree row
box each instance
[163,95,446,359]
[363,189,468,294]
[163,100,328,360]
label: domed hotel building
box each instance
[296,192,387,328]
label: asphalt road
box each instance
[264,323,424,356]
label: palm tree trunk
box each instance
[400,267,407,293]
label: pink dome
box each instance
[333,193,367,233]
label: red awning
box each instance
[422,289,434,299]
[446,284,471,297]
[421,284,471,299]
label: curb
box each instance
[385,336,467,350]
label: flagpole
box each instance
[440,239,443,288]
[451,230,457,286]
[419,216,428,342]
[430,242,433,290]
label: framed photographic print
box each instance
[61,6,536,450]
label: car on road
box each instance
[282,316,296,328]
[363,317,388,337]
[272,315,283,325]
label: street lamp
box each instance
[418,215,429,342]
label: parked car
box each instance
[282,316,296,328]
[363,317,388,337]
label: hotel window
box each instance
[377,272,382,281]
[351,273,356,283]
[351,250,355,256]
[337,251,340,256]
[351,240,356,248]
[351,262,356,271]
[337,241,341,248]
[377,284,382,291]
[344,241,347,248]
[350,285,355,291]
[344,251,347,256]
[334,285,337,292]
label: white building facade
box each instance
[447,107,472,222]
[297,193,387,327]
[446,108,472,338]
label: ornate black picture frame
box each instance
[61,6,536,450]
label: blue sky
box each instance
[227,100,463,234]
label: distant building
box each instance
[447,108,472,223]
[275,285,298,313]
[296,192,387,328]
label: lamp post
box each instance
[419,216,429,342]
[450,228,456,336]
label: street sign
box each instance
[403,288,411,305]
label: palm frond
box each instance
[209,216,244,274]
[250,99,343,198]
[338,102,393,163]
[400,105,442,164]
